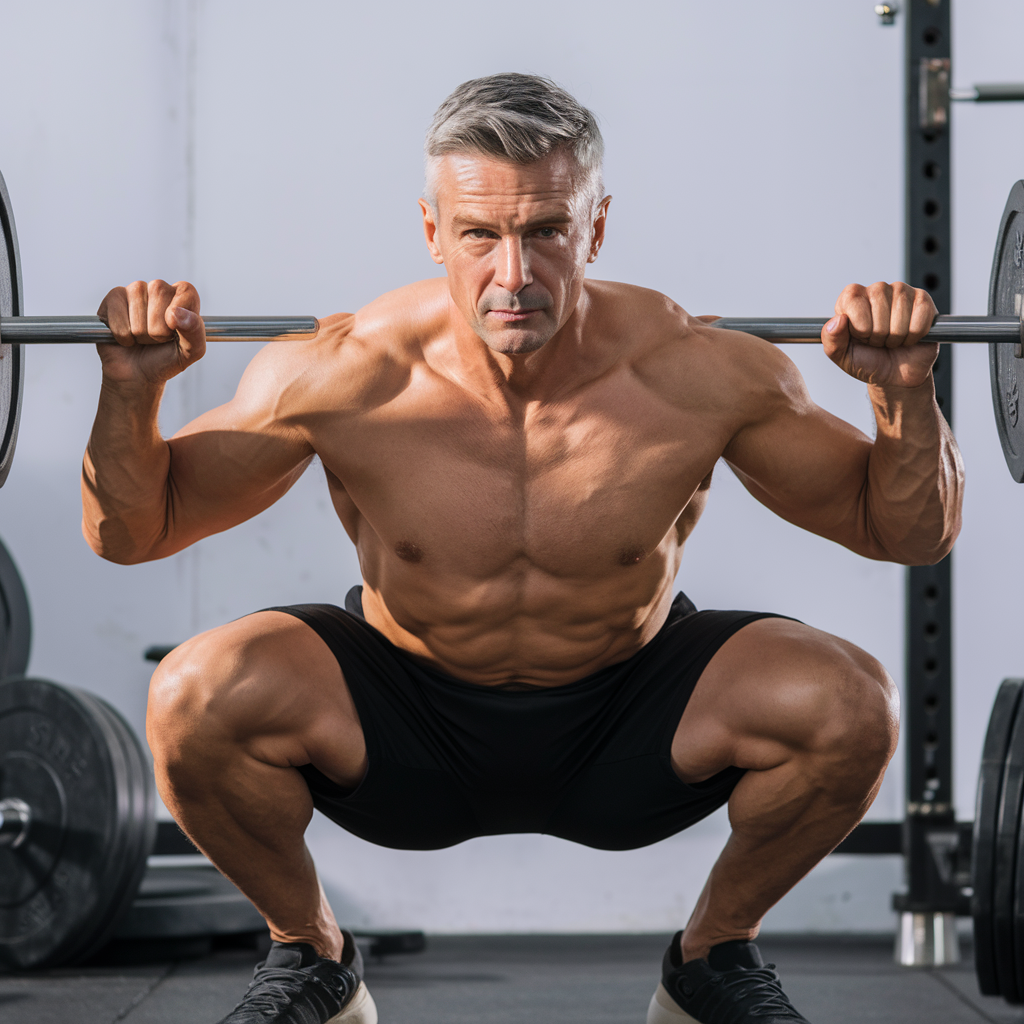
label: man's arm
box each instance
[82,279,316,564]
[716,281,963,565]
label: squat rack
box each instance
[833,0,1024,966]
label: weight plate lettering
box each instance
[0,678,154,969]
[0,171,24,489]
[989,180,1024,482]
[973,679,1024,996]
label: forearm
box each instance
[82,379,173,563]
[863,375,963,563]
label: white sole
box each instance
[647,982,700,1024]
[327,982,378,1024]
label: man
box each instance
[83,73,961,1024]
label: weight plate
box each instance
[0,678,154,970]
[114,865,265,940]
[0,170,25,489]
[993,685,1024,1002]
[973,678,1024,996]
[989,180,1024,482]
[0,536,31,679]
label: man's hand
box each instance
[821,281,938,388]
[96,279,206,386]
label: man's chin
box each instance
[475,325,554,356]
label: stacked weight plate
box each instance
[0,678,155,969]
[973,678,1024,1000]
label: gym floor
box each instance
[1,933,1021,1024]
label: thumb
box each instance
[167,305,207,364]
[821,312,849,360]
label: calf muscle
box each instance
[672,618,898,961]
[146,611,365,959]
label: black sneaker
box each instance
[647,931,810,1023]
[217,930,377,1023]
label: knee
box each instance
[146,629,250,767]
[811,644,899,777]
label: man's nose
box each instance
[494,235,532,294]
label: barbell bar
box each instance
[0,315,319,344]
[0,313,1018,346]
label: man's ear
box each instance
[419,199,445,265]
[588,195,612,263]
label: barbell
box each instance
[3,169,1024,485]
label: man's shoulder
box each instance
[586,280,804,412]
[242,279,447,416]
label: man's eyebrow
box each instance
[450,210,575,231]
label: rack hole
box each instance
[923,161,941,180]
[924,621,939,638]
[923,199,940,218]
[924,584,939,602]
[924,693,940,710]
[924,272,940,289]
[922,26,941,44]
[923,236,940,254]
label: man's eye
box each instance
[468,229,494,239]
[536,227,557,238]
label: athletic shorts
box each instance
[272,589,782,852]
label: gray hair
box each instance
[424,73,604,208]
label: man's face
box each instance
[420,150,609,356]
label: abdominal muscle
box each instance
[357,546,683,688]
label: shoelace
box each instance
[686,963,807,1023]
[223,966,344,1022]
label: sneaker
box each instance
[647,931,810,1024]
[217,930,377,1024]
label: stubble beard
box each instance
[473,292,556,355]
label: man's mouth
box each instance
[487,309,539,323]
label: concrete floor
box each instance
[1,934,1022,1024]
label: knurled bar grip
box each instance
[0,315,320,343]
[711,315,1022,344]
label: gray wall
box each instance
[0,0,1021,933]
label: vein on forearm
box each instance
[82,380,175,562]
[860,379,963,564]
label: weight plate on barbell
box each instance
[973,678,1024,996]
[0,535,31,680]
[993,686,1024,1002]
[0,677,154,970]
[0,170,25,489]
[989,180,1024,483]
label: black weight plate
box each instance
[0,170,25,489]
[76,690,156,960]
[113,865,265,940]
[973,678,1024,996]
[0,678,154,970]
[0,536,31,679]
[989,180,1024,482]
[993,686,1024,1002]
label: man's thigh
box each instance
[670,617,897,785]
[148,609,366,789]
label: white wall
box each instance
[0,0,1022,934]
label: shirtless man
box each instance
[83,74,962,1024]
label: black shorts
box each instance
[274,589,781,852]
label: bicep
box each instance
[156,351,316,552]
[722,365,878,553]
